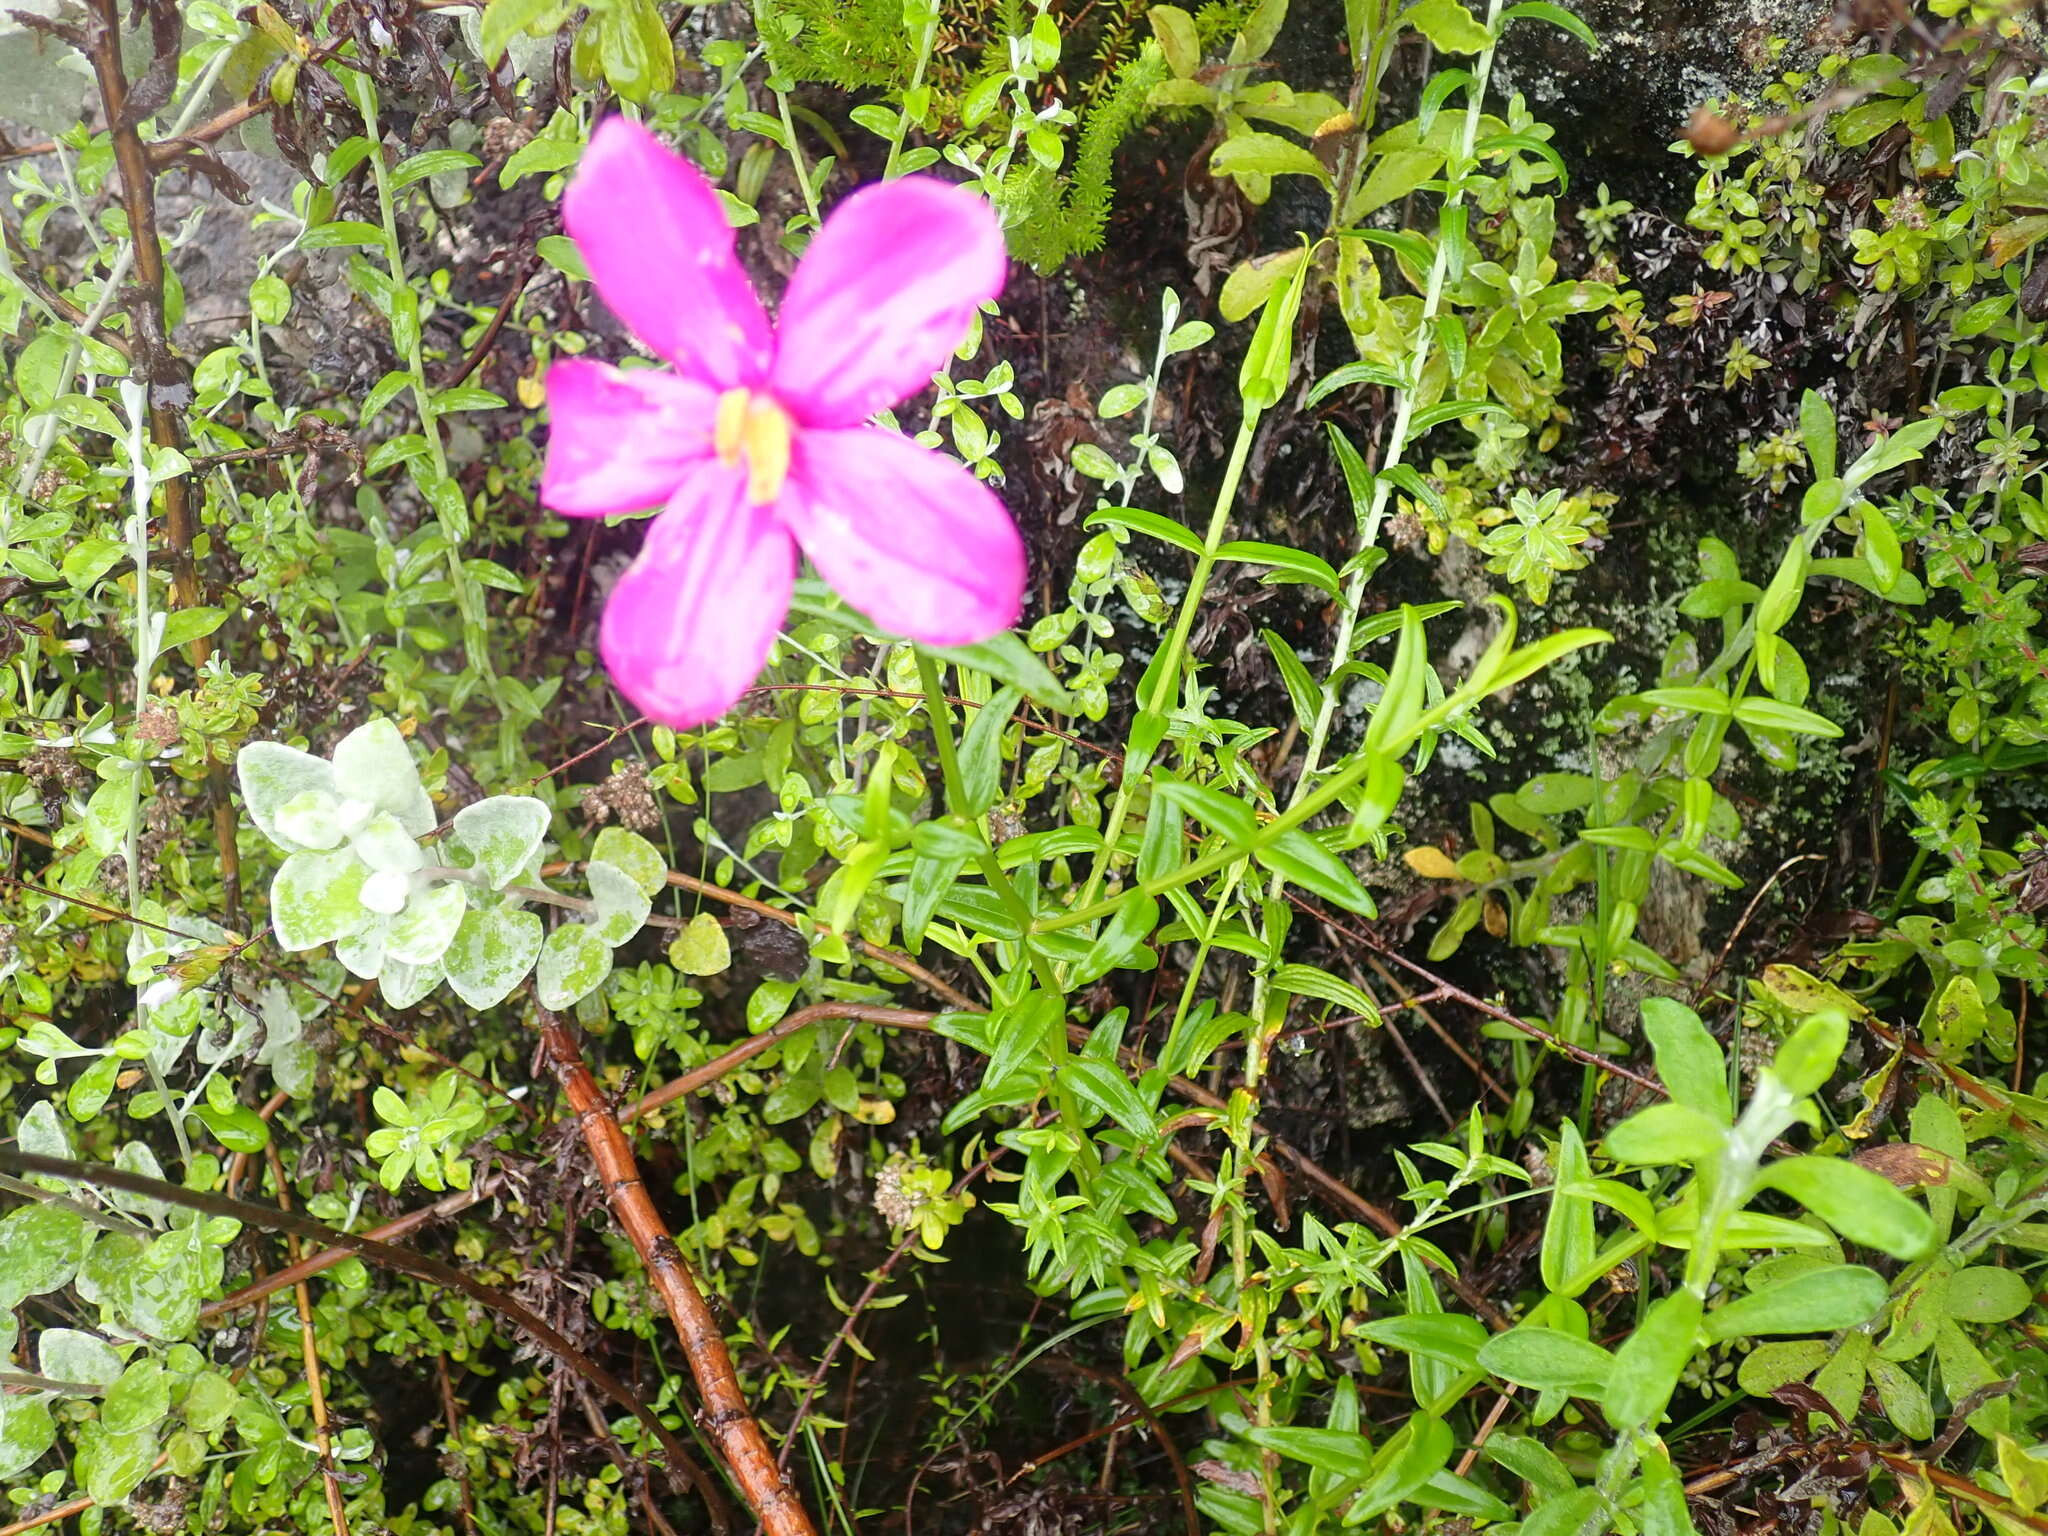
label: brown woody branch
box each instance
[83,0,242,917]
[536,1008,817,1536]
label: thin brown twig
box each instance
[1689,852,1830,1006]
[145,34,351,166]
[624,1004,944,1123]
[441,250,543,390]
[537,1007,797,1536]
[1361,955,1511,1106]
[202,1184,482,1318]
[0,1151,713,1498]
[625,992,1505,1326]
[667,869,980,1011]
[776,1146,1009,1472]
[1293,896,1666,1097]
[265,1146,350,1536]
[433,1356,481,1536]
[1027,1358,1201,1536]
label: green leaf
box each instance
[959,685,1023,818]
[62,535,126,590]
[1484,1435,1575,1498]
[480,0,570,62]
[1241,1424,1374,1482]
[269,847,371,952]
[1150,2,1201,75]
[1705,1264,1887,1340]
[1477,1326,1616,1395]
[1860,503,1902,593]
[450,796,550,890]
[1211,131,1332,185]
[332,719,436,837]
[1948,1265,2030,1324]
[386,882,467,967]
[1354,1412,1454,1521]
[1754,537,1809,640]
[1353,1313,1488,1375]
[1641,997,1731,1122]
[1263,629,1324,732]
[1367,606,1427,755]
[1518,1486,1607,1536]
[1084,505,1205,557]
[1215,540,1341,596]
[0,1395,56,1482]
[1238,239,1313,410]
[1405,0,1492,51]
[78,1421,158,1505]
[1755,1156,1935,1260]
[1271,963,1377,1019]
[1603,1102,1726,1166]
[1501,1,1596,49]
[443,904,544,1010]
[1408,399,1510,435]
[1220,245,1308,323]
[924,631,1073,711]
[534,923,612,1010]
[1480,131,1569,191]
[38,1328,122,1390]
[0,1202,85,1308]
[1256,830,1375,916]
[300,219,388,250]
[1347,147,1445,218]
[1769,1009,1848,1095]
[102,1359,169,1435]
[1540,1121,1596,1294]
[597,0,675,102]
[1057,1056,1160,1141]
[502,133,583,189]
[391,149,480,188]
[238,740,339,853]
[1799,389,1836,482]
[669,912,732,976]
[1307,361,1406,408]
[536,234,588,280]
[1739,1338,1831,1397]
[591,827,666,896]
[1603,1289,1701,1428]
[1733,697,1843,738]
[586,859,651,946]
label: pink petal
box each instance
[540,359,717,517]
[785,428,1024,645]
[599,466,798,728]
[770,177,1007,427]
[566,117,772,389]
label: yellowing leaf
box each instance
[1404,845,1463,879]
[670,912,731,976]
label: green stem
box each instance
[915,651,1061,996]
[1044,683,1441,934]
[775,88,823,226]
[1148,409,1260,719]
[1064,407,1262,944]
[1291,0,1505,801]
[361,86,496,692]
[882,5,939,180]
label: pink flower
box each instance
[540,118,1027,728]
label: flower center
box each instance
[714,388,794,505]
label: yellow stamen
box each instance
[713,387,794,505]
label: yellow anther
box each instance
[713,388,794,505]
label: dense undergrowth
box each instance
[1,0,2045,1533]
